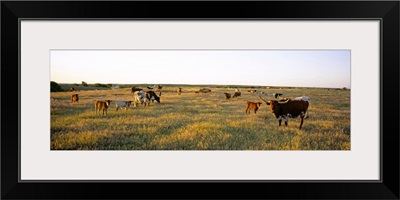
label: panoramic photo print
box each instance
[50,50,351,150]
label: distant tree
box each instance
[94,83,107,87]
[81,81,88,86]
[343,87,347,90]
[73,83,79,86]
[50,81,63,92]
[107,84,113,88]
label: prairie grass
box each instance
[51,86,350,150]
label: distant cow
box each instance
[134,91,147,106]
[232,91,241,98]
[273,93,284,98]
[134,91,160,106]
[248,88,259,93]
[177,88,182,95]
[69,87,75,92]
[71,94,79,103]
[261,91,268,96]
[224,92,231,100]
[115,101,133,111]
[246,101,262,114]
[94,100,112,116]
[293,96,310,101]
[146,91,161,103]
[259,94,309,129]
[131,87,143,94]
[199,88,211,93]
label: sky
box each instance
[50,50,351,88]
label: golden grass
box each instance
[51,86,350,150]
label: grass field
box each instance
[50,85,350,150]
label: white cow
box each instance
[294,96,310,101]
[133,91,150,106]
[115,100,133,111]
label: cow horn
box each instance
[258,93,269,103]
[278,99,290,104]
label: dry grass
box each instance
[51,86,350,150]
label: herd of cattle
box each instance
[64,86,310,129]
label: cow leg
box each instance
[254,108,258,114]
[278,116,282,126]
[284,116,288,126]
[116,107,118,111]
[299,112,305,129]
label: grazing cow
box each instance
[273,93,284,98]
[115,100,133,111]
[259,94,309,129]
[245,101,262,114]
[177,88,182,95]
[69,87,75,92]
[71,94,79,103]
[232,91,241,98]
[261,91,268,96]
[293,96,310,101]
[155,85,162,90]
[146,91,161,103]
[199,88,211,93]
[224,92,231,100]
[94,100,112,116]
[234,88,241,92]
[131,87,143,94]
[248,88,259,93]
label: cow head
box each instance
[105,100,112,106]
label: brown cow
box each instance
[232,91,241,98]
[69,87,75,92]
[224,92,231,100]
[177,88,182,95]
[131,87,143,94]
[71,94,79,103]
[245,101,262,114]
[259,94,309,129]
[94,100,112,116]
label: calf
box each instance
[224,92,231,100]
[245,101,262,114]
[71,94,79,103]
[115,100,133,111]
[94,100,112,116]
[259,94,309,129]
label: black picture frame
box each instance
[2,1,399,199]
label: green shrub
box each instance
[50,81,63,92]
[81,81,88,86]
[93,83,108,87]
